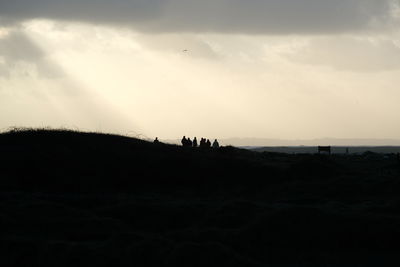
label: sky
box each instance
[0,0,400,143]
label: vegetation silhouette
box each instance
[1,129,400,267]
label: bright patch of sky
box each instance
[1,0,400,141]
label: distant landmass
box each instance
[251,146,400,154]
[164,137,400,147]
[222,137,400,147]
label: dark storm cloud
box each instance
[0,0,397,34]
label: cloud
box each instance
[0,0,398,34]
[0,30,61,78]
[137,34,220,59]
[285,36,400,71]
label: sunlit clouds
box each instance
[1,15,400,140]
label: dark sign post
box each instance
[318,146,331,155]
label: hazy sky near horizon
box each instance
[1,0,400,141]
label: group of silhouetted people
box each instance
[181,136,219,148]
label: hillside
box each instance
[0,129,280,193]
[1,129,400,266]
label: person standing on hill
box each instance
[193,137,198,148]
[212,139,219,148]
[181,136,187,147]
[187,137,193,147]
[200,138,205,148]
[206,139,211,148]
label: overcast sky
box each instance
[1,0,400,143]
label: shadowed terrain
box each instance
[1,129,400,266]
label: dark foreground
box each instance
[1,129,400,266]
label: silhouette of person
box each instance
[154,137,160,144]
[206,139,211,148]
[187,138,193,147]
[181,136,187,147]
[212,139,219,148]
[193,137,198,148]
[200,138,205,148]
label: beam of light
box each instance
[1,19,399,140]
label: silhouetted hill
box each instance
[1,129,400,266]
[0,129,282,193]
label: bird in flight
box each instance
[183,49,188,52]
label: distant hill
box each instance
[222,137,400,147]
[251,146,400,154]
[164,137,400,147]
